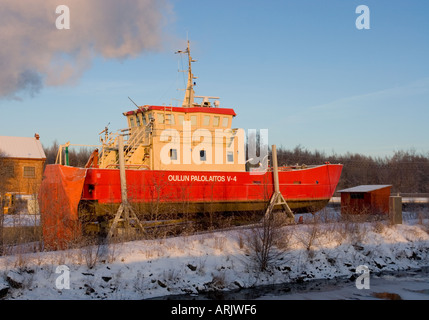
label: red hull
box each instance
[39,164,342,249]
[80,163,342,212]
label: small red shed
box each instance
[338,185,392,215]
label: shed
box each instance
[338,185,392,215]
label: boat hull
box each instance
[80,164,342,212]
[39,163,342,249]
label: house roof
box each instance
[0,135,46,160]
[338,185,392,193]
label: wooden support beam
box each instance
[107,135,145,239]
[265,145,295,223]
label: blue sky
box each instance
[0,0,428,158]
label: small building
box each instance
[0,134,46,201]
[338,185,392,215]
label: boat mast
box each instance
[177,40,196,108]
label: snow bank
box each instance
[1,211,429,300]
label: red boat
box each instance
[38,41,342,249]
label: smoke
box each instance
[0,0,172,99]
[17,70,44,98]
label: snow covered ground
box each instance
[2,213,40,227]
[1,209,429,301]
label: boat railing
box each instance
[105,163,150,170]
[123,125,149,156]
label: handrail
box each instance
[124,124,151,158]
[105,164,150,170]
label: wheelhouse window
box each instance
[129,116,136,127]
[227,151,234,163]
[165,114,175,125]
[177,114,185,125]
[147,113,154,123]
[213,116,220,127]
[203,115,211,126]
[200,150,207,161]
[222,117,229,128]
[157,113,165,124]
[169,149,177,160]
[190,115,198,126]
[23,166,36,178]
[141,114,147,125]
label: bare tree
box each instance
[42,141,59,165]
[244,212,292,272]
[275,145,429,194]
[0,149,14,255]
[43,141,93,167]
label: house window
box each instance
[203,115,211,126]
[200,150,206,161]
[169,149,177,161]
[213,116,220,127]
[157,113,165,124]
[222,117,229,128]
[227,151,234,163]
[23,166,36,178]
[190,115,198,126]
[350,193,364,199]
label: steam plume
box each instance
[0,0,171,99]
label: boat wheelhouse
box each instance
[98,41,245,173]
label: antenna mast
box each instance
[176,40,196,108]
